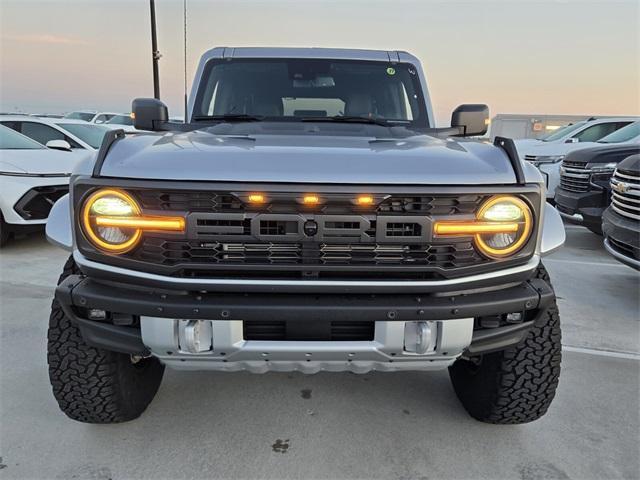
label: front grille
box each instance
[243,320,375,341]
[14,185,68,220]
[136,239,482,270]
[77,186,540,279]
[560,161,591,193]
[611,168,640,221]
[134,190,483,216]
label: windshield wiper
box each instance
[301,115,401,127]
[192,114,265,122]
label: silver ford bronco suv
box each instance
[46,47,565,424]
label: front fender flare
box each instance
[540,203,565,256]
[46,194,73,251]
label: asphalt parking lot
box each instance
[0,224,638,480]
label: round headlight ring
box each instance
[81,188,142,254]
[475,195,533,258]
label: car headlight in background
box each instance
[534,155,565,164]
[587,162,617,173]
[81,188,185,254]
[434,195,533,258]
[588,162,619,188]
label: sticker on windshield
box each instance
[386,67,396,75]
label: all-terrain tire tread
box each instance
[449,263,562,424]
[47,256,163,423]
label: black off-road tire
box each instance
[449,263,561,424]
[47,256,165,423]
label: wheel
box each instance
[448,263,561,424]
[47,256,164,423]
[0,211,10,247]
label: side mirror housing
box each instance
[45,139,72,151]
[451,104,489,137]
[132,98,168,131]
[565,137,579,143]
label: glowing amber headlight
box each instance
[81,189,185,254]
[434,195,533,258]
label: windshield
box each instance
[0,125,45,149]
[541,121,586,141]
[538,124,570,140]
[106,115,134,126]
[64,111,95,122]
[55,123,110,148]
[598,121,640,143]
[193,59,429,128]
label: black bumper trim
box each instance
[77,317,148,356]
[554,188,607,228]
[56,274,553,323]
[466,321,534,356]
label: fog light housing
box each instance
[403,321,435,354]
[178,320,213,353]
[87,309,107,321]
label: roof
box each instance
[0,115,90,125]
[200,46,419,63]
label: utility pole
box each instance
[150,0,161,99]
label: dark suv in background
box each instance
[554,144,640,234]
[603,154,640,269]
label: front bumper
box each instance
[535,163,561,200]
[55,261,554,373]
[602,207,640,270]
[0,175,69,225]
[554,188,607,230]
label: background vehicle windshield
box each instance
[56,123,110,148]
[194,59,429,127]
[64,111,95,122]
[597,121,640,143]
[538,124,570,140]
[541,121,586,141]
[106,114,133,126]
[0,125,44,149]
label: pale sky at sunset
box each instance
[1,0,638,125]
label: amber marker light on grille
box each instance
[248,194,265,204]
[81,188,185,254]
[433,195,533,258]
[303,194,320,205]
[356,195,374,206]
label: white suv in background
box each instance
[0,116,112,160]
[63,111,119,124]
[519,117,638,200]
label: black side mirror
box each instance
[451,104,489,137]
[132,98,168,131]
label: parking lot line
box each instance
[545,257,630,268]
[563,344,640,361]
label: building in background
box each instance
[489,113,593,140]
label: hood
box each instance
[564,144,640,165]
[0,148,90,175]
[513,138,542,148]
[100,130,522,185]
[617,154,640,173]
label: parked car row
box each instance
[518,118,639,270]
[518,117,640,201]
[552,147,640,269]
